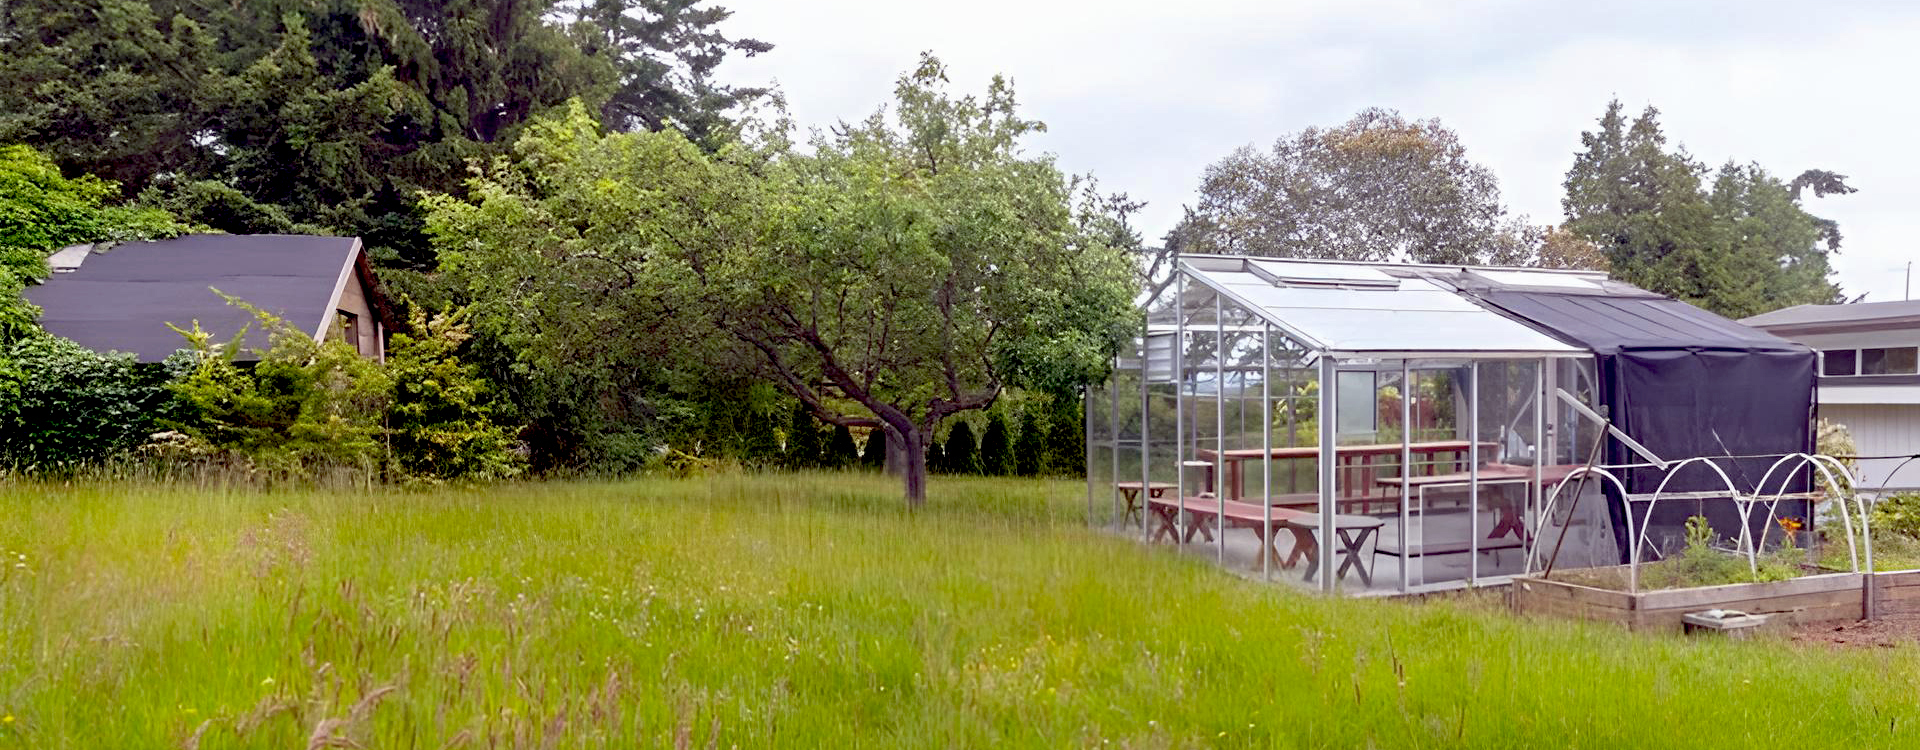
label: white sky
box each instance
[718,0,1920,304]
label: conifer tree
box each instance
[1013,410,1044,476]
[979,413,1013,477]
[785,404,823,469]
[946,421,979,475]
[826,424,860,468]
[862,428,887,469]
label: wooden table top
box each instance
[1195,440,1495,461]
[1375,464,1581,487]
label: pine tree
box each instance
[979,413,1013,477]
[1046,395,1086,477]
[741,406,781,466]
[862,427,887,469]
[785,405,823,469]
[946,421,979,475]
[827,424,860,468]
[1013,410,1044,476]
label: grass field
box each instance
[3,473,1919,748]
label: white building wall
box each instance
[1825,404,1920,492]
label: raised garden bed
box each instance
[1514,568,1920,633]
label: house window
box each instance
[1822,349,1857,376]
[336,310,362,355]
[1862,347,1919,375]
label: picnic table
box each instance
[1114,481,1176,525]
[1146,496,1386,585]
[1374,463,1580,543]
[1194,441,1495,510]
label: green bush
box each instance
[862,428,887,469]
[979,413,1013,476]
[1872,493,1920,540]
[826,424,859,468]
[164,299,391,473]
[385,306,523,482]
[0,336,175,468]
[1013,411,1043,476]
[784,405,823,469]
[945,421,978,475]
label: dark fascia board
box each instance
[1754,316,1920,337]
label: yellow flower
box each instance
[3,714,13,724]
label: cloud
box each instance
[718,0,1920,300]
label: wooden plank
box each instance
[1511,577,1633,610]
[1637,573,1861,610]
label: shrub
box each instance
[926,437,946,474]
[1013,411,1043,476]
[1872,493,1920,540]
[1045,395,1085,476]
[784,405,823,469]
[0,336,174,468]
[826,424,859,468]
[165,299,390,473]
[946,421,978,474]
[979,413,1013,476]
[862,428,887,469]
[385,306,523,482]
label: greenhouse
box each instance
[1086,254,1819,594]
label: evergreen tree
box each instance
[1046,395,1086,477]
[861,427,887,469]
[979,413,1013,477]
[946,421,979,475]
[1562,100,1848,316]
[1013,410,1044,476]
[826,424,859,468]
[784,405,823,469]
[741,406,781,466]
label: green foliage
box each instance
[0,144,184,344]
[1045,395,1085,477]
[0,336,174,468]
[0,0,767,268]
[425,58,1139,501]
[945,421,979,475]
[1872,494,1920,540]
[165,298,391,473]
[784,405,823,469]
[826,424,859,468]
[384,305,524,482]
[926,437,946,474]
[1562,100,1848,317]
[740,406,781,466]
[1013,411,1044,477]
[861,428,887,469]
[979,413,1013,477]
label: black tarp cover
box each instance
[1477,291,1817,559]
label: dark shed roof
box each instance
[24,234,371,361]
[1476,291,1809,354]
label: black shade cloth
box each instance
[1479,291,1817,561]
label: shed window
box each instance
[1822,349,1857,376]
[336,310,362,355]
[1861,347,1918,375]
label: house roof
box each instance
[1740,300,1920,333]
[23,234,391,362]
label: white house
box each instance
[1744,300,1920,492]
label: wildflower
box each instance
[2,715,12,724]
[261,677,275,686]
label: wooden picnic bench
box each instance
[1114,481,1177,525]
[1146,496,1386,586]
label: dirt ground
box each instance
[1791,614,1920,648]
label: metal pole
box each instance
[1216,295,1227,565]
[1174,271,1186,546]
[1140,339,1151,540]
[1469,362,1481,584]
[1263,323,1273,582]
[1400,361,1412,593]
[1111,371,1121,530]
[1318,355,1338,593]
[1085,383,1095,527]
[1530,362,1545,574]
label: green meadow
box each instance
[1,474,1915,748]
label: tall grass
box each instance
[1,472,1916,747]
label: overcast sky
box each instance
[718,0,1920,305]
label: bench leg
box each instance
[1335,527,1379,587]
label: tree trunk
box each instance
[899,426,927,508]
[883,426,907,478]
